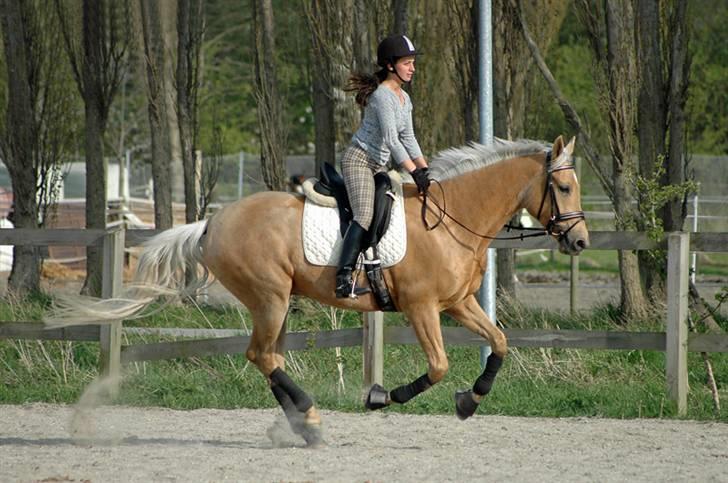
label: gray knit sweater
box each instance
[351,85,424,166]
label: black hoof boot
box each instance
[365,384,390,410]
[455,389,479,420]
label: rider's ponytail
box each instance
[345,68,389,107]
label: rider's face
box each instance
[392,56,416,82]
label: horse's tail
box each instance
[45,220,210,328]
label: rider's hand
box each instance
[410,168,430,195]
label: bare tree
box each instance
[636,0,691,293]
[176,0,205,222]
[352,0,373,73]
[1,0,40,296]
[491,0,568,296]
[252,0,287,192]
[307,0,338,173]
[446,0,478,143]
[515,0,648,319]
[392,0,408,35]
[55,0,132,297]
[597,0,647,318]
[139,0,173,229]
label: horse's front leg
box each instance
[365,305,448,410]
[445,295,508,420]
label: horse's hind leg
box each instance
[365,305,448,410]
[246,298,323,447]
[445,295,507,420]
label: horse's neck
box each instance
[439,156,541,237]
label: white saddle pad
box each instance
[302,190,407,268]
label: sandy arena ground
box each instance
[2,403,727,482]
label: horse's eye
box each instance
[558,185,571,195]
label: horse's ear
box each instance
[552,135,565,157]
[565,136,576,156]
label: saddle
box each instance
[308,162,397,311]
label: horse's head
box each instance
[527,135,590,256]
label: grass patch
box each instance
[1,296,726,421]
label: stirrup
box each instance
[335,268,371,299]
[335,281,371,299]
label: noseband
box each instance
[420,150,585,242]
[535,151,586,242]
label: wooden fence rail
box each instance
[2,228,728,415]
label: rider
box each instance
[335,34,430,298]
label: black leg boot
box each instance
[335,221,367,298]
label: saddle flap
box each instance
[317,162,345,193]
[365,172,394,247]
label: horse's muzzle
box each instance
[560,234,589,256]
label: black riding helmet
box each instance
[376,35,420,81]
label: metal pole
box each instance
[478,0,496,367]
[238,151,245,199]
[123,149,131,202]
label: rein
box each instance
[419,150,585,242]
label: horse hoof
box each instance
[454,389,479,420]
[301,424,325,448]
[365,384,390,410]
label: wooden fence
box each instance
[2,227,728,415]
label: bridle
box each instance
[535,151,586,242]
[420,150,585,242]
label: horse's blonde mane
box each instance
[429,138,552,181]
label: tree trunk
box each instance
[493,0,568,297]
[82,100,108,296]
[663,0,689,233]
[81,0,111,297]
[0,0,41,296]
[614,167,647,319]
[353,0,372,73]
[635,0,666,293]
[310,0,336,174]
[54,0,130,296]
[605,1,648,319]
[140,0,174,229]
[177,0,204,223]
[161,1,184,204]
[392,0,407,35]
[253,0,288,191]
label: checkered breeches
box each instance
[341,145,387,231]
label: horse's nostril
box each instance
[575,239,587,250]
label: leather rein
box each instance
[419,150,585,242]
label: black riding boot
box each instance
[335,221,367,298]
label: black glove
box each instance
[410,167,431,195]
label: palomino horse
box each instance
[48,135,588,446]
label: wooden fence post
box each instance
[570,256,579,315]
[569,156,581,316]
[363,311,383,387]
[99,227,125,380]
[666,232,689,415]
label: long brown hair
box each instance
[345,68,389,107]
